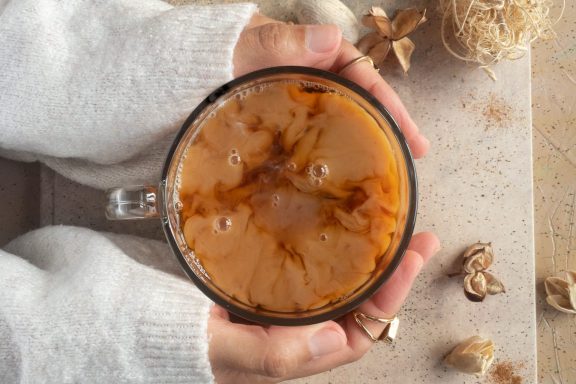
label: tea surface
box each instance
[179,82,400,311]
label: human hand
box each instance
[209,16,438,383]
[233,14,430,159]
[209,232,440,383]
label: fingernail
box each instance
[408,134,430,159]
[308,327,345,358]
[419,135,430,149]
[305,25,341,53]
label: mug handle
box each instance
[105,185,159,220]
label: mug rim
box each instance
[160,66,418,326]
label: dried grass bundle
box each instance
[440,0,560,78]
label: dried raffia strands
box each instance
[440,0,560,79]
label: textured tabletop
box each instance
[285,1,537,383]
[532,0,576,382]
[2,0,574,383]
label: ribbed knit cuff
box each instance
[0,1,258,165]
[134,273,214,383]
[1,226,220,383]
[144,3,259,129]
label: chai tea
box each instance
[178,82,400,312]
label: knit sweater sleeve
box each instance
[0,0,257,189]
[0,226,216,383]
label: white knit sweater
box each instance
[0,0,257,382]
[1,227,217,383]
[0,0,257,190]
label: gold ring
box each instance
[338,55,379,75]
[353,311,399,343]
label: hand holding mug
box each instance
[205,16,440,384]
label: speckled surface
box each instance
[532,0,576,383]
[2,0,574,382]
[286,1,536,383]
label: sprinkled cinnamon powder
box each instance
[482,93,512,128]
[489,361,524,384]
[461,92,513,129]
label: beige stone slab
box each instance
[177,0,537,382]
[287,6,536,384]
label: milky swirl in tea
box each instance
[179,82,399,312]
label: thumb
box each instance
[209,308,346,381]
[233,23,342,77]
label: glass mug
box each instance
[106,67,417,326]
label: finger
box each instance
[210,303,230,320]
[331,41,430,158]
[342,231,440,355]
[267,232,440,379]
[246,13,281,28]
[208,309,347,382]
[404,231,440,264]
[234,22,342,77]
[234,22,428,158]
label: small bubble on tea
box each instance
[228,153,242,166]
[213,216,232,233]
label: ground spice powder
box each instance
[482,94,512,128]
[489,361,524,384]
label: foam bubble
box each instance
[213,216,232,233]
[228,149,242,166]
[309,164,329,179]
[306,163,329,187]
[272,193,280,207]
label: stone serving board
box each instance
[1,0,536,382]
[287,1,536,383]
[183,1,537,382]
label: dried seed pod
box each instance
[484,271,506,295]
[545,271,576,315]
[452,242,505,302]
[545,276,570,297]
[357,7,427,73]
[462,242,493,273]
[568,271,576,285]
[464,272,487,302]
[444,335,495,377]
